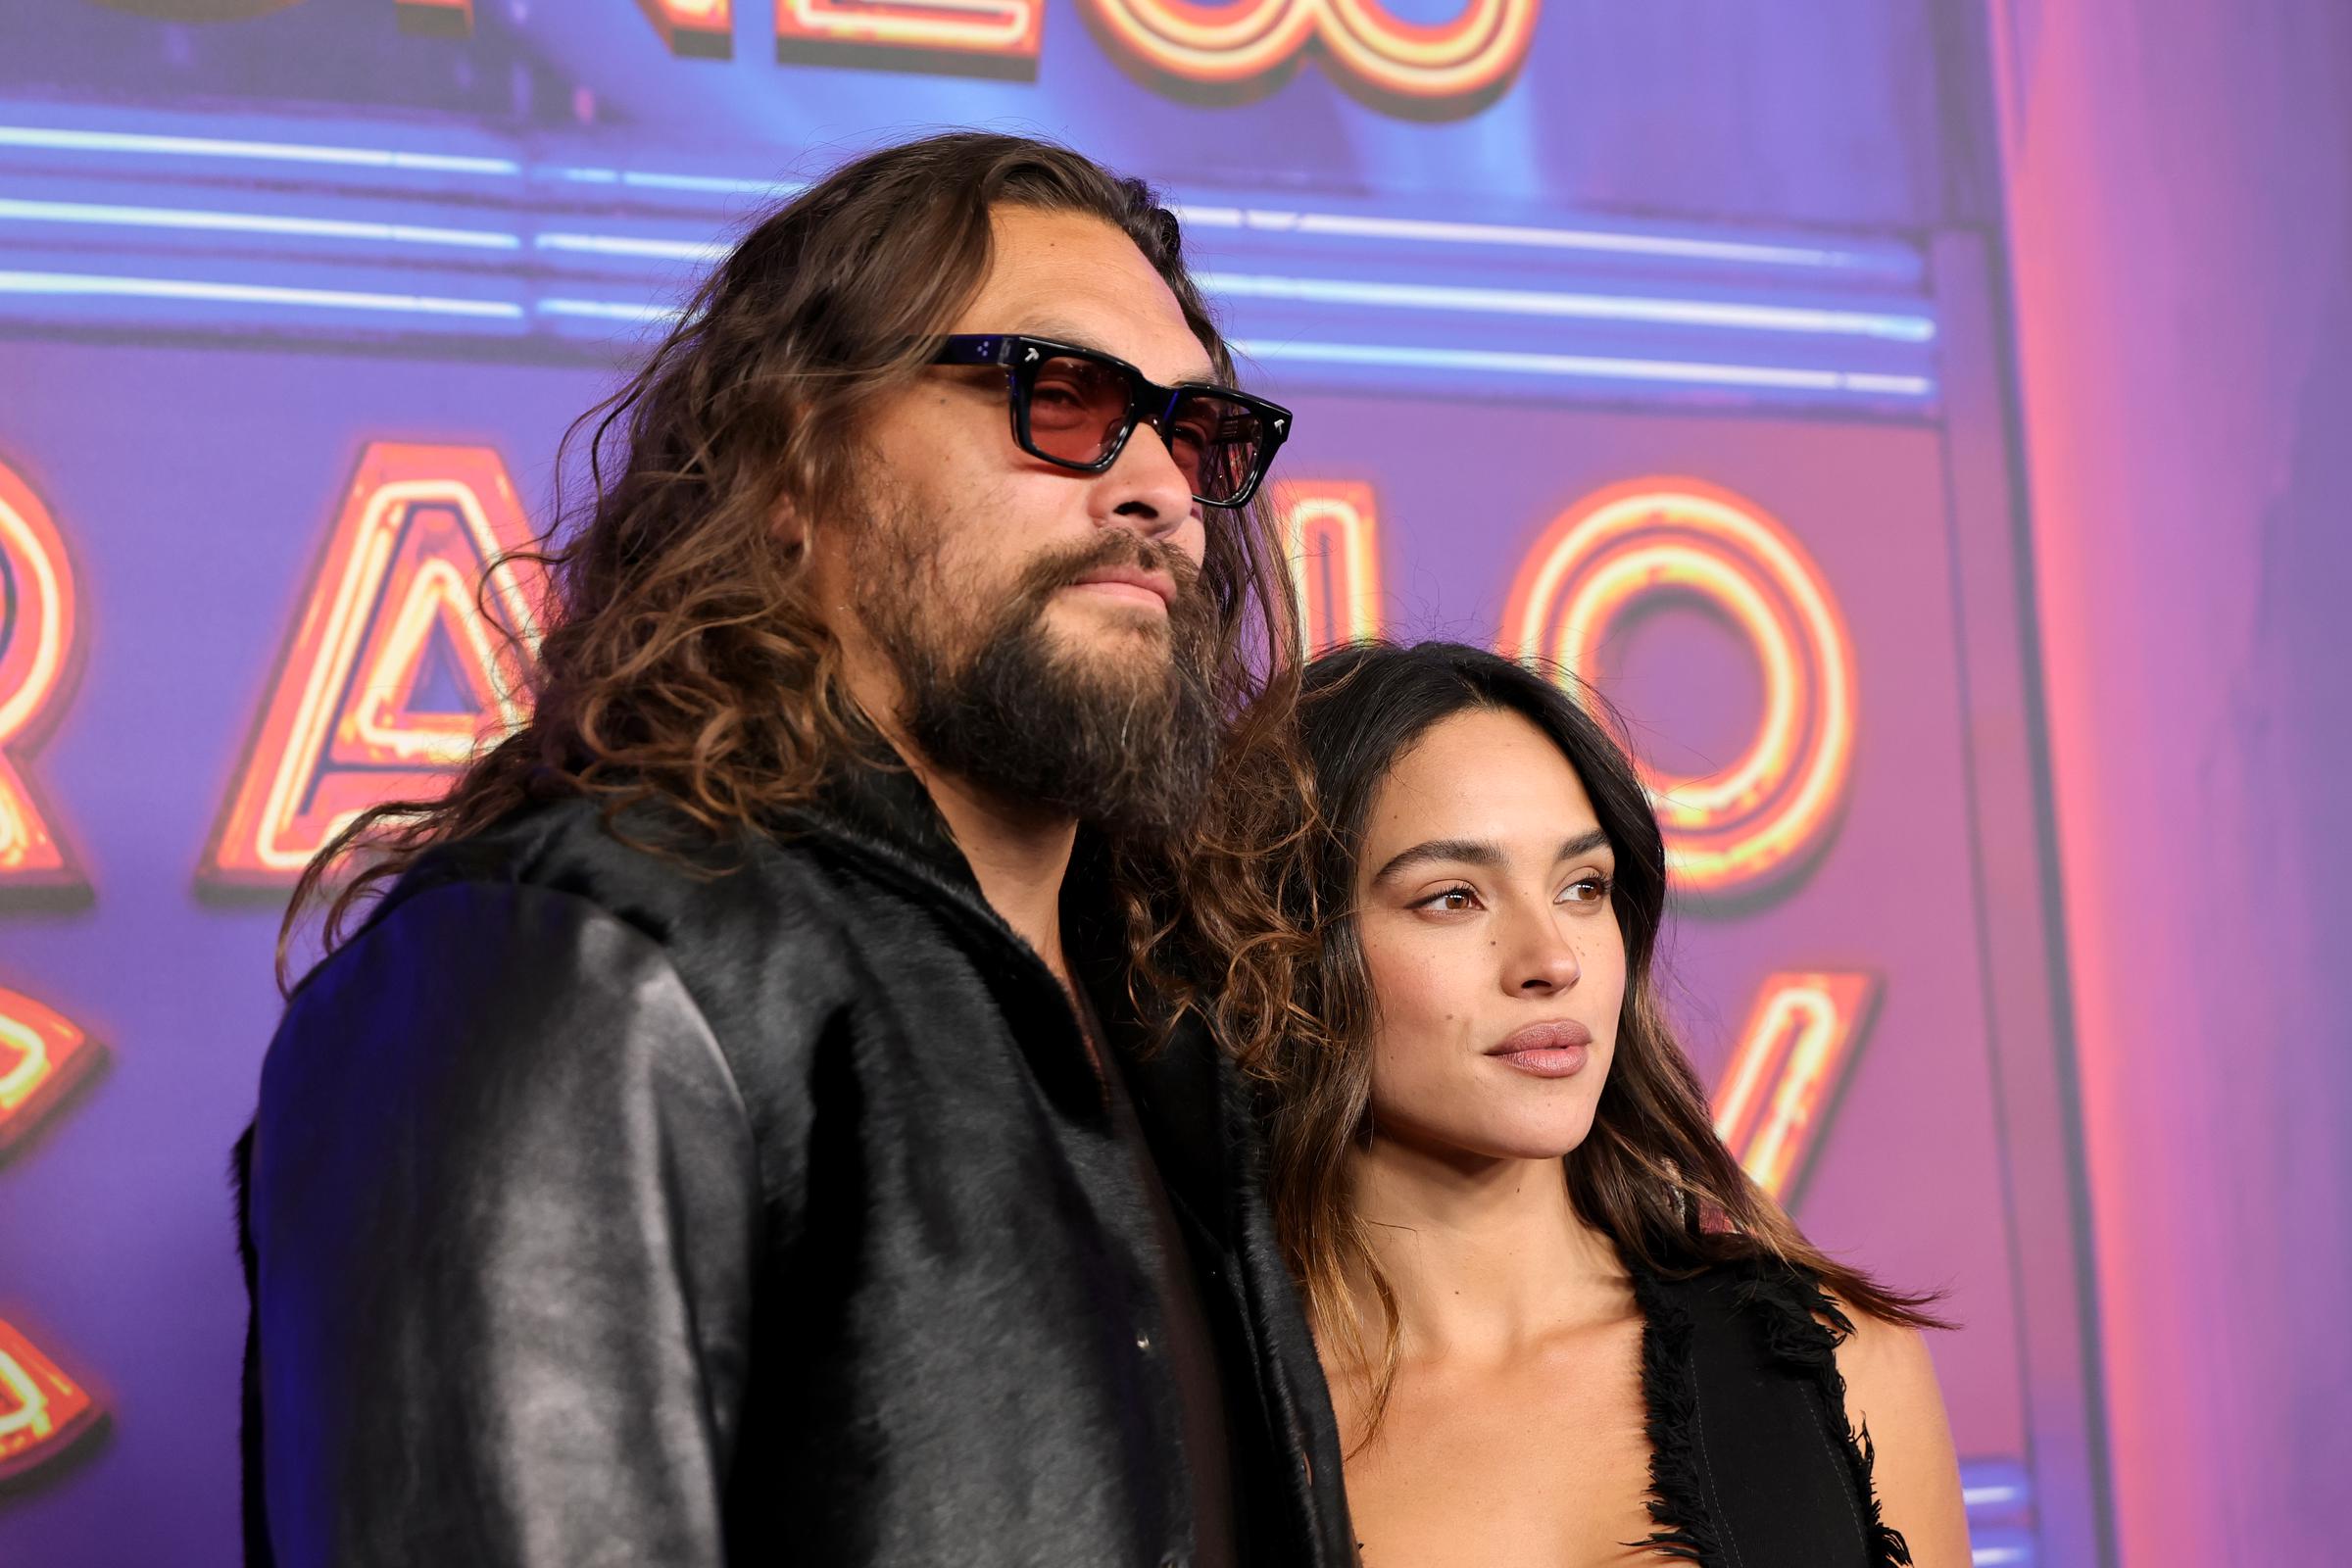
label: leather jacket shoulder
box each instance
[237,785,1352,1568]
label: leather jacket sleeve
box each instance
[246,881,760,1567]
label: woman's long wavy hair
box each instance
[1170,641,1941,1440]
[277,131,1300,990]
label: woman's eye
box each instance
[1560,875,1611,906]
[1413,885,1481,913]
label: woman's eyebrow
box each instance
[1372,828,1613,887]
[1554,828,1611,862]
[1371,837,1503,886]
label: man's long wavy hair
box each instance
[1166,641,1941,1442]
[278,131,1300,989]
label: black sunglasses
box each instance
[930,333,1292,509]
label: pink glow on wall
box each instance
[1994,3,2352,1562]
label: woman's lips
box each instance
[1488,1019,1593,1079]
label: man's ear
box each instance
[773,493,808,554]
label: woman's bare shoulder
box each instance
[1824,1295,1973,1568]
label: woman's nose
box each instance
[1506,913,1582,995]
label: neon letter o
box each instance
[1499,479,1857,897]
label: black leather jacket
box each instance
[234,763,1352,1567]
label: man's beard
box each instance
[850,502,1224,844]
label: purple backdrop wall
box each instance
[13,2,2304,1563]
[1993,2,2352,1560]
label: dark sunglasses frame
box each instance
[929,333,1292,509]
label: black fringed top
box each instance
[1628,1260,1914,1568]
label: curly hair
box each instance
[278,131,1301,987]
[1158,641,1942,1444]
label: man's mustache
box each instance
[1015,532,1204,612]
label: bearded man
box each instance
[232,132,1350,1568]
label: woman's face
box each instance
[1352,707,1628,1163]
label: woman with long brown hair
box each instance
[1179,641,1971,1567]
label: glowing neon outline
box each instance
[0,122,1921,278]
[0,985,98,1157]
[346,554,514,764]
[1501,480,1859,893]
[1280,483,1384,652]
[0,1014,50,1112]
[1082,0,1536,97]
[1194,270,1935,340]
[639,0,734,54]
[0,124,517,175]
[1234,339,1935,398]
[0,270,521,319]
[208,450,543,882]
[0,1319,99,1484]
[0,197,519,251]
[0,460,77,883]
[1711,971,1878,1200]
[776,0,1039,55]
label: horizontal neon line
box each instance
[535,231,725,261]
[1232,338,1935,396]
[0,124,517,175]
[0,269,521,318]
[0,124,1907,278]
[1198,270,1935,340]
[553,166,797,195]
[538,298,684,322]
[1971,1550,2031,1566]
[0,195,517,250]
[1180,203,1900,271]
[1961,1484,2029,1508]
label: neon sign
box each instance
[777,0,1039,71]
[0,987,101,1161]
[0,459,81,894]
[1712,971,1880,1200]
[649,0,735,58]
[1502,479,1857,899]
[1279,481,1384,654]
[0,1320,99,1486]
[1082,0,1537,104]
[382,0,1529,109]
[202,443,545,888]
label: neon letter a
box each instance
[203,444,545,888]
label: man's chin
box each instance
[1042,589,1175,646]
[1038,603,1176,677]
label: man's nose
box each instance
[1099,420,1198,541]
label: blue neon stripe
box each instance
[1233,338,1935,397]
[0,124,517,175]
[1180,204,1908,273]
[537,298,683,322]
[0,195,518,250]
[0,269,521,318]
[535,232,726,262]
[1198,270,1935,340]
[547,166,795,194]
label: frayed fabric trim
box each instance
[1740,1267,1916,1568]
[1628,1264,1720,1563]
[1627,1261,1914,1567]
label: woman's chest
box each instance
[1337,1321,1669,1568]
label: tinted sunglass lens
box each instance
[1024,354,1132,466]
[1166,392,1267,505]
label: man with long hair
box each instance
[232,133,1350,1567]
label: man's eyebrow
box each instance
[1370,829,1613,886]
[1017,320,1219,385]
